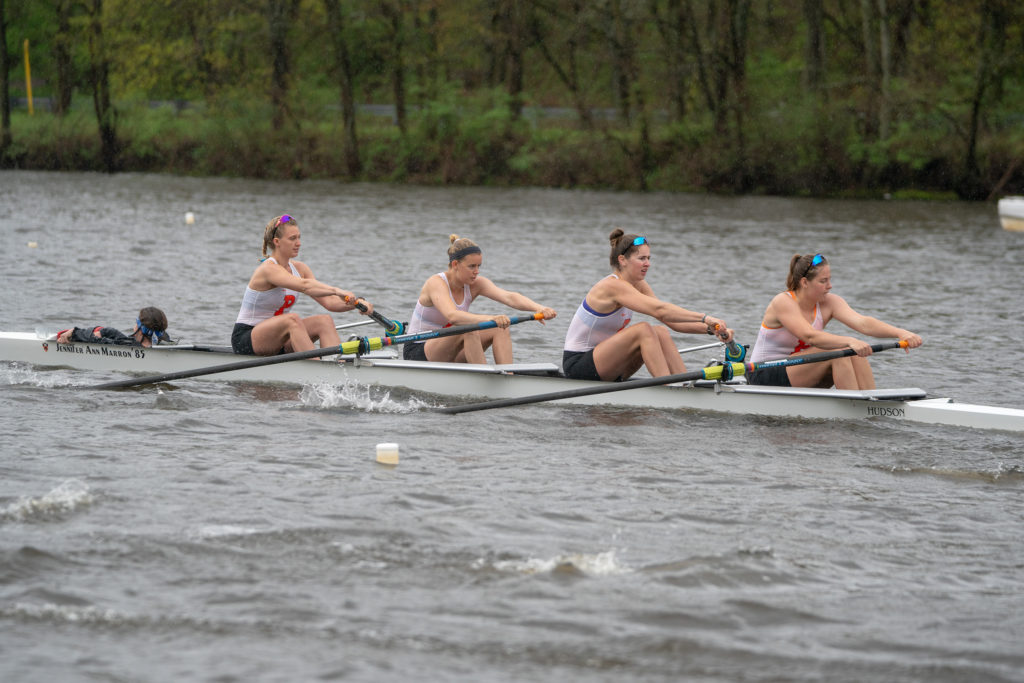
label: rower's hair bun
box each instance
[608,228,625,247]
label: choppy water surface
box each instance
[2,170,1022,682]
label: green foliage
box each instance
[2,0,1022,196]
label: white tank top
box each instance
[407,272,473,337]
[235,258,301,326]
[749,291,824,362]
[563,275,633,352]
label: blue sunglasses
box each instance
[632,236,648,246]
[801,253,825,279]
[137,319,165,343]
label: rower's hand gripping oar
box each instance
[91,313,545,390]
[706,322,746,363]
[438,341,909,415]
[344,295,405,336]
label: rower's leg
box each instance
[654,325,687,373]
[251,313,314,355]
[479,327,513,364]
[424,334,481,363]
[302,314,340,348]
[851,355,876,389]
[593,322,667,379]
[786,349,837,388]
[454,331,487,364]
[827,356,860,390]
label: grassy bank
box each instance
[2,94,1019,200]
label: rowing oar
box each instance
[438,341,908,415]
[344,296,405,336]
[92,313,545,390]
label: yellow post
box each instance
[24,39,34,115]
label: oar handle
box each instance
[344,296,405,336]
[707,322,745,362]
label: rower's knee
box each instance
[632,321,656,339]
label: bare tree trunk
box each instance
[608,0,635,123]
[803,0,825,93]
[324,0,361,176]
[54,0,73,115]
[961,0,1009,199]
[877,0,891,139]
[648,0,688,121]
[532,0,594,129]
[268,0,299,132]
[683,0,717,117]
[0,0,10,151]
[502,0,525,120]
[727,0,752,191]
[382,1,408,134]
[412,2,440,103]
[87,0,118,172]
[860,0,880,139]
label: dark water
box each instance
[2,170,1023,682]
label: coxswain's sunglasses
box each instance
[137,319,164,342]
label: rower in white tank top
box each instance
[235,258,302,325]
[563,275,633,352]
[749,291,824,362]
[407,272,473,337]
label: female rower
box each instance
[403,234,557,364]
[231,214,374,356]
[747,253,922,389]
[562,229,734,381]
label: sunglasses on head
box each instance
[632,236,648,246]
[801,253,825,279]
[275,214,292,228]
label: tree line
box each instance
[1,0,1022,199]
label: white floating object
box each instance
[185,211,196,225]
[998,196,1024,232]
[27,241,38,248]
[376,442,399,466]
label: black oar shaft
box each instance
[437,365,727,414]
[93,345,344,389]
[93,312,544,390]
[439,341,904,415]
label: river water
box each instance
[2,170,1022,682]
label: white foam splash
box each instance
[1,602,126,625]
[1,479,95,522]
[0,363,76,388]
[191,524,259,539]
[299,380,431,414]
[480,550,632,577]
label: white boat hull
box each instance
[2,331,1023,432]
[998,196,1024,232]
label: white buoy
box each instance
[185,211,196,225]
[27,241,38,248]
[376,442,399,466]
